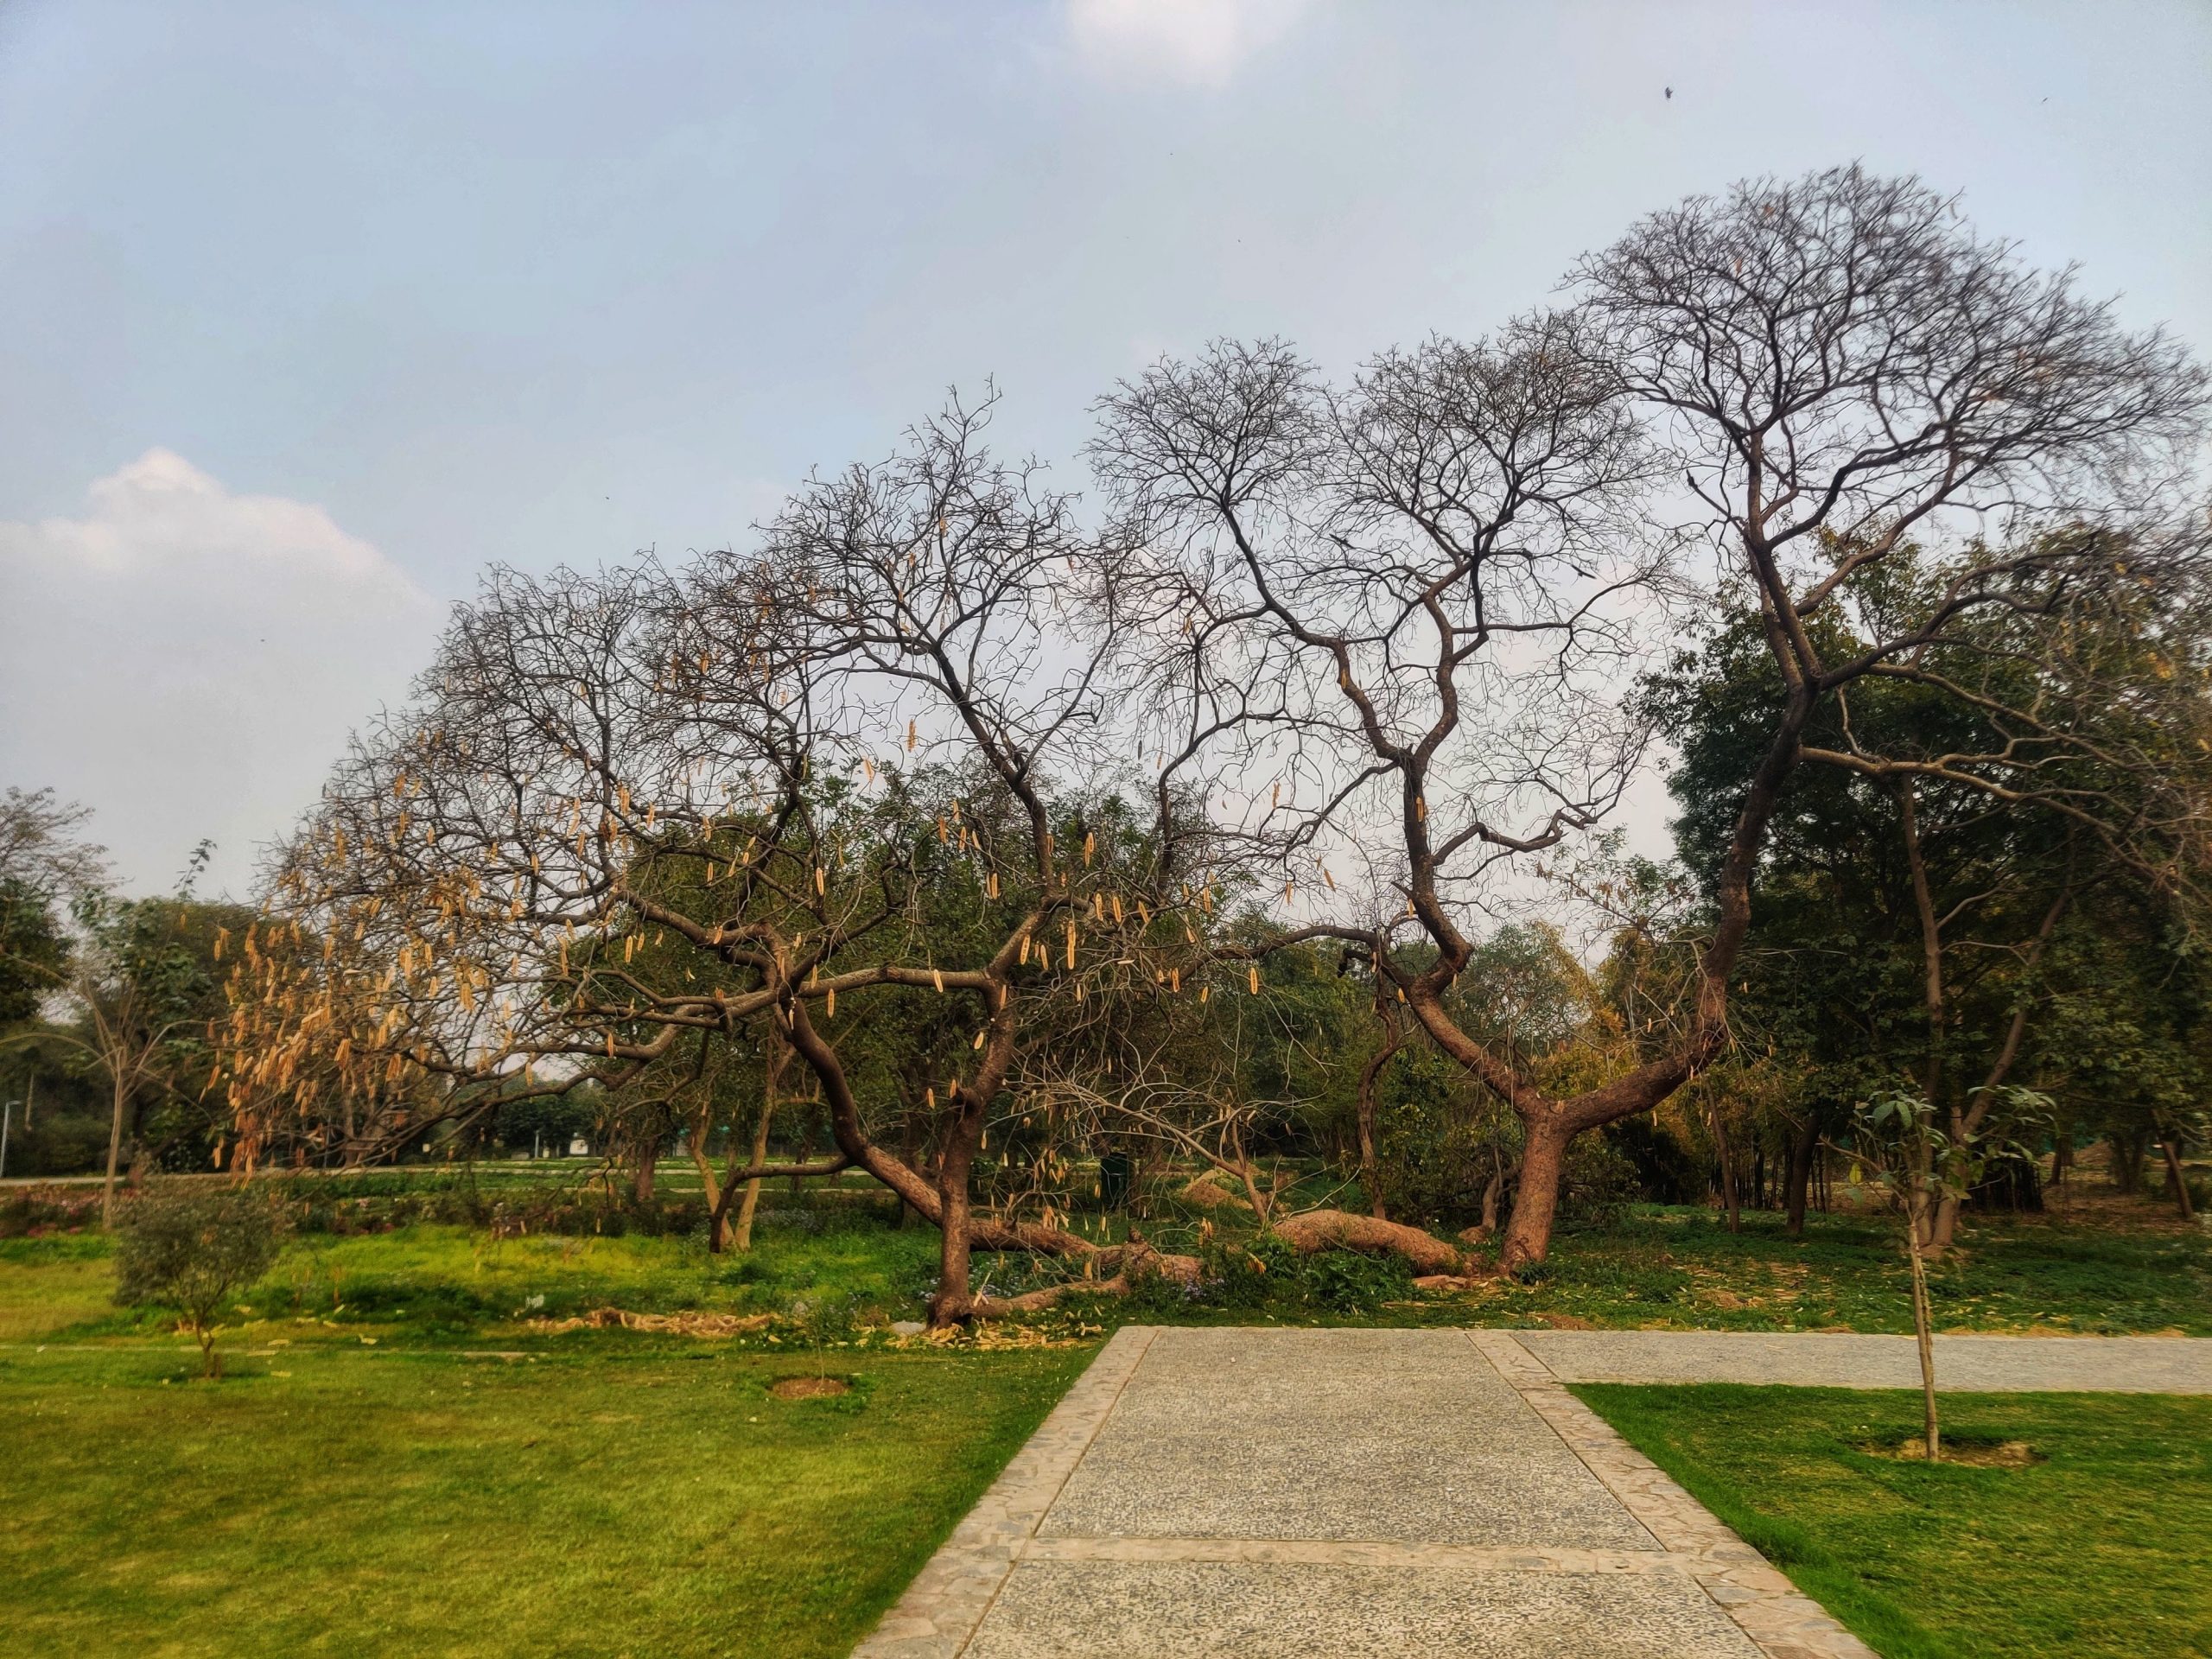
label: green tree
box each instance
[113,1180,289,1378]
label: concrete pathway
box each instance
[1518,1329,2212,1392]
[855,1327,1875,1659]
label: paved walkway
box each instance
[1520,1329,2212,1392]
[856,1327,1877,1659]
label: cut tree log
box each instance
[1272,1209,1464,1275]
[1179,1170,1251,1210]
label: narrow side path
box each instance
[855,1326,1872,1659]
[1516,1330,2212,1392]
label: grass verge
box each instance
[1573,1383,2212,1659]
[0,1340,1088,1658]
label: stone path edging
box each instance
[1471,1331,1878,1659]
[853,1325,1157,1658]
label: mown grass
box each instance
[0,1338,1086,1659]
[1,1179,2203,1656]
[7,1182,2204,1349]
[0,1234,114,1340]
[1454,1200,2212,1337]
[1575,1384,2212,1659]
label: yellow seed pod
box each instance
[932,967,945,993]
[1249,965,1260,994]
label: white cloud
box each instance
[0,451,444,898]
[1065,0,1311,86]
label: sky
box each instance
[2,0,2208,897]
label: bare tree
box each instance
[230,399,1223,1324]
[1091,314,1682,1269]
[1577,164,2211,1255]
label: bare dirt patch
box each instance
[769,1376,851,1401]
[1859,1435,2042,1468]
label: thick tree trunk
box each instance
[929,1109,987,1325]
[2112,1131,2146,1196]
[730,1039,787,1253]
[1498,1118,1573,1270]
[631,1138,659,1205]
[732,1090,775,1251]
[689,1120,729,1252]
[1783,1113,1818,1237]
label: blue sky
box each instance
[3,0,2208,893]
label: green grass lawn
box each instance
[1458,1200,2212,1336]
[1575,1384,2212,1659]
[0,1338,1087,1659]
[2,1179,2203,1657]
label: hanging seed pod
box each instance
[1249,965,1260,994]
[932,967,945,993]
[971,1028,985,1051]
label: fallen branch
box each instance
[530,1306,774,1338]
[1272,1209,1465,1275]
[969,1240,1202,1317]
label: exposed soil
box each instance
[769,1376,851,1401]
[1860,1435,2042,1468]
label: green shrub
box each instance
[112,1181,288,1377]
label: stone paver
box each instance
[1517,1329,2212,1392]
[852,1327,1877,1659]
[1041,1325,1654,1548]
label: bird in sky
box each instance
[1664,86,1673,99]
